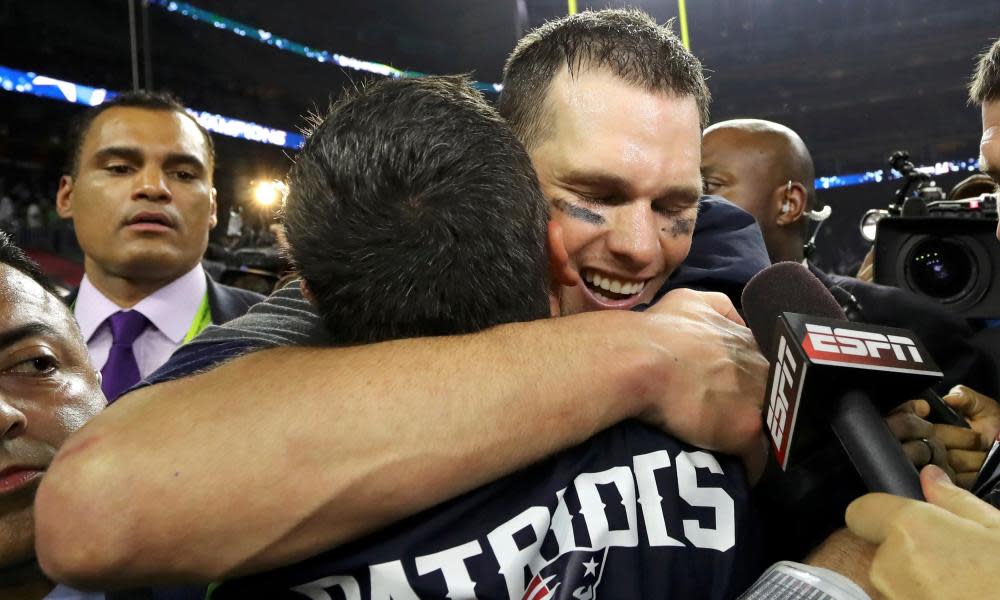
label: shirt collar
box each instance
[74,276,122,343]
[74,264,208,344]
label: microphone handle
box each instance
[828,389,925,500]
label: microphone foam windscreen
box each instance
[741,262,846,357]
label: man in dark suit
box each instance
[55,92,262,402]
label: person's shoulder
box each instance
[215,281,266,305]
[199,281,331,348]
[205,276,266,323]
[697,195,758,227]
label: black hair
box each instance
[498,8,710,150]
[0,230,58,296]
[282,75,551,344]
[64,90,215,176]
[970,37,1000,105]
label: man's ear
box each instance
[547,220,576,287]
[208,187,219,229]
[776,181,808,226]
[56,175,74,219]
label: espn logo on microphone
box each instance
[802,324,928,373]
[766,332,807,468]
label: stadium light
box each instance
[252,179,286,208]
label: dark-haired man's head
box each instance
[701,119,818,264]
[283,76,553,343]
[0,232,103,595]
[970,38,1000,241]
[498,9,708,315]
[56,91,218,303]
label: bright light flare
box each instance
[252,179,286,207]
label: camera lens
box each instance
[905,238,976,301]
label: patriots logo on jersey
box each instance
[521,548,608,600]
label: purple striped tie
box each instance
[101,310,149,403]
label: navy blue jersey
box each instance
[212,421,759,599]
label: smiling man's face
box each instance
[529,67,703,315]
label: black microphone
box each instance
[742,262,944,499]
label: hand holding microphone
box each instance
[884,400,959,480]
[845,464,1000,600]
[742,262,946,499]
[887,385,998,489]
[941,385,1000,449]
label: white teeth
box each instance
[583,269,648,297]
